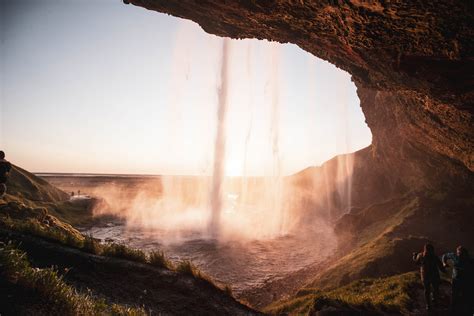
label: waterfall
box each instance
[269,44,284,234]
[208,38,230,238]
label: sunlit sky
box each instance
[0,0,372,176]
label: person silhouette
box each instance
[413,243,446,310]
[0,151,12,197]
[442,246,474,314]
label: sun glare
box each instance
[225,158,243,177]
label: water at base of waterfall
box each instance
[80,221,335,295]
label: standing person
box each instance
[413,243,446,310]
[442,246,474,314]
[0,151,12,198]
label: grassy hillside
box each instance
[0,241,146,316]
[3,165,95,226]
[7,165,69,202]
[0,165,88,246]
[265,272,429,315]
[258,188,473,315]
[293,192,472,297]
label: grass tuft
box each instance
[175,260,227,294]
[148,250,173,269]
[176,260,201,277]
[102,243,147,263]
[82,234,103,255]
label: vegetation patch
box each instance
[1,165,96,227]
[176,260,228,292]
[264,272,421,315]
[82,234,103,255]
[0,202,84,248]
[0,240,146,315]
[308,196,427,291]
[176,260,201,276]
[102,243,147,263]
[148,250,173,269]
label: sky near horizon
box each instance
[0,0,372,176]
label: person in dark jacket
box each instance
[413,243,446,310]
[442,246,474,314]
[0,150,12,197]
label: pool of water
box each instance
[81,223,335,295]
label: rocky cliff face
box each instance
[358,86,473,190]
